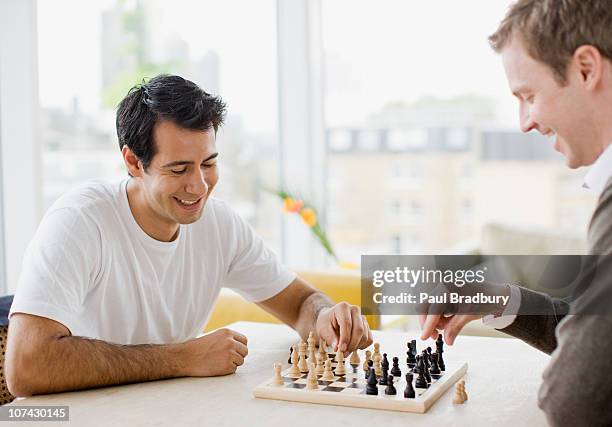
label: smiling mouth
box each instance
[173,196,204,209]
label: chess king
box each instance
[420,1,612,426]
[5,75,373,397]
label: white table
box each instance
[9,321,550,426]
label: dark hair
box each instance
[116,74,227,172]
[489,0,612,85]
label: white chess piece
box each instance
[307,362,318,390]
[321,359,335,381]
[288,344,300,376]
[335,350,346,376]
[273,362,284,386]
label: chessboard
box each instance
[253,336,468,413]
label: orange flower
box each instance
[283,197,304,213]
[299,207,317,227]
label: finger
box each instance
[444,315,478,345]
[420,313,443,341]
[232,331,248,345]
[231,351,245,367]
[358,315,373,349]
[336,304,353,352]
[347,307,365,352]
[234,340,249,358]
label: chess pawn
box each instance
[315,352,324,375]
[349,350,360,366]
[452,382,466,404]
[390,356,402,377]
[335,350,346,376]
[363,350,372,373]
[373,354,382,377]
[307,331,316,351]
[384,375,397,395]
[273,362,284,386]
[298,343,309,373]
[318,338,327,358]
[460,380,468,401]
[373,342,381,359]
[288,344,300,376]
[404,373,416,398]
[307,362,318,390]
[321,359,335,381]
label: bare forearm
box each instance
[294,292,334,340]
[11,335,185,396]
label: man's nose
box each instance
[185,168,208,195]
[519,102,536,133]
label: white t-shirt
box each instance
[9,179,295,345]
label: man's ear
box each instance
[122,145,143,177]
[573,45,603,91]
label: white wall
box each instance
[0,0,42,293]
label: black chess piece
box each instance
[365,359,373,379]
[411,340,417,356]
[422,350,431,369]
[436,333,446,371]
[382,353,389,371]
[414,358,429,389]
[430,352,441,375]
[421,351,432,383]
[379,363,389,385]
[384,375,397,395]
[412,355,421,374]
[391,356,401,377]
[406,341,416,366]
[366,367,379,395]
[404,373,416,398]
[288,347,293,364]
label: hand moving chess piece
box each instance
[273,362,284,386]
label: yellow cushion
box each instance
[204,270,380,331]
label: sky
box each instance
[38,0,519,132]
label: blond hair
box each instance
[489,0,612,84]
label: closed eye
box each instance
[171,168,187,174]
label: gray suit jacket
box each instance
[500,177,612,427]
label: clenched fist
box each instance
[179,328,248,376]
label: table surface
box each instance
[9,322,550,427]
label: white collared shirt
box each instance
[583,143,612,196]
[483,142,612,329]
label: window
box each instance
[321,0,597,264]
[37,0,281,250]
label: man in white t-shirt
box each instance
[5,75,372,397]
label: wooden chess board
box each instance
[253,351,468,413]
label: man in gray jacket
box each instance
[420,1,612,425]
